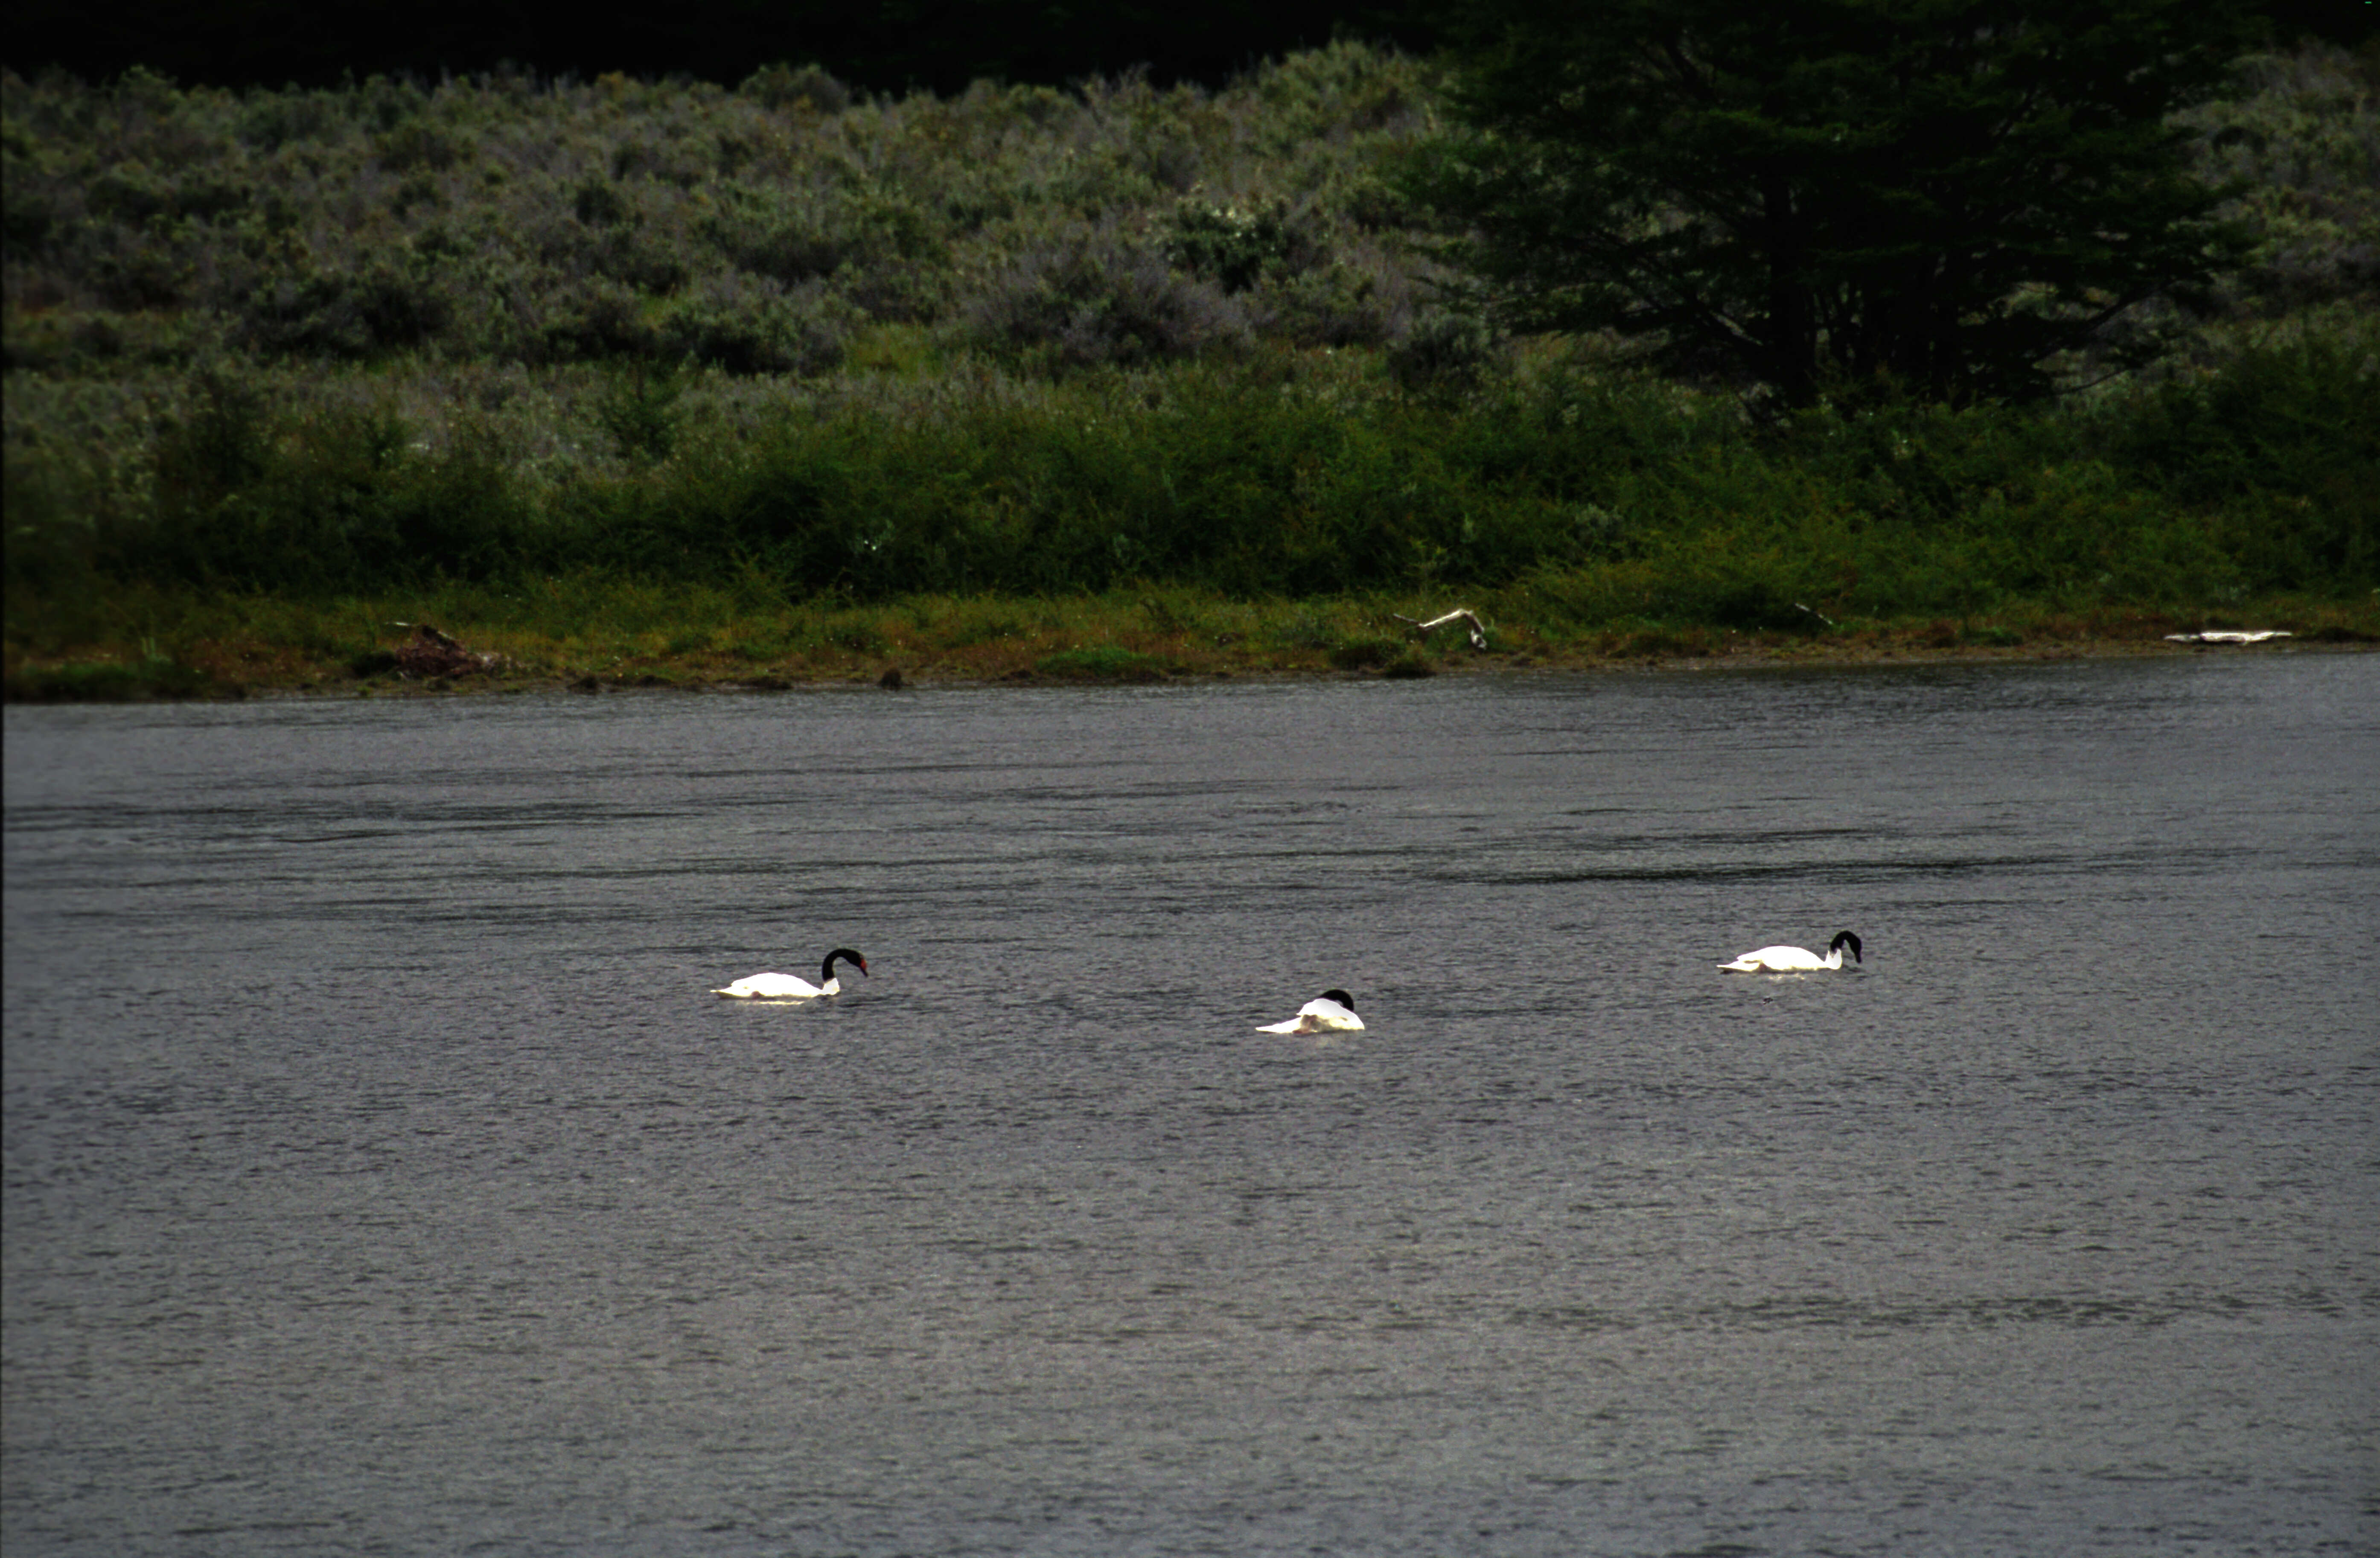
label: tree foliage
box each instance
[1414,0,2264,403]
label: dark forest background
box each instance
[10,0,2368,92]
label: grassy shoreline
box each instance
[7,585,2370,701]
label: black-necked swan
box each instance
[1257,989,1365,1033]
[1719,932,1862,974]
[713,948,868,1000]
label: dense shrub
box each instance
[1256,248,1413,347]
[2110,329,2380,586]
[97,373,541,591]
[961,227,1251,368]
[0,43,1446,372]
[3,42,2375,636]
[1165,199,1301,292]
[537,277,657,361]
[2180,44,2380,310]
[656,273,857,374]
[15,331,2365,618]
[1386,311,1497,393]
[738,63,853,116]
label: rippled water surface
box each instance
[6,656,2377,1556]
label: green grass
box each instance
[1033,645,1174,680]
[5,649,218,701]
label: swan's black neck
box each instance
[820,947,869,982]
[1319,988,1355,1010]
[1829,932,1862,964]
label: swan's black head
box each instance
[1830,931,1862,964]
[1319,988,1356,1010]
[821,947,869,980]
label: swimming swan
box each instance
[1719,932,1862,974]
[1257,989,1365,1034]
[713,948,868,1000]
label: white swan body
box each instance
[1257,989,1365,1034]
[1720,931,1861,974]
[714,947,868,1000]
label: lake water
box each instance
[5,655,2376,1557]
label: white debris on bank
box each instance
[1391,609,1489,650]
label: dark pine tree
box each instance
[1411,0,2266,404]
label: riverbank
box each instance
[6,587,2370,700]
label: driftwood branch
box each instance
[1390,608,1488,650]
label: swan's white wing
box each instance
[713,971,828,999]
[1299,996,1364,1031]
[1258,997,1365,1033]
[1720,945,1822,973]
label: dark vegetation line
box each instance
[3,34,2376,693]
[9,0,2363,95]
[6,1,1443,97]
